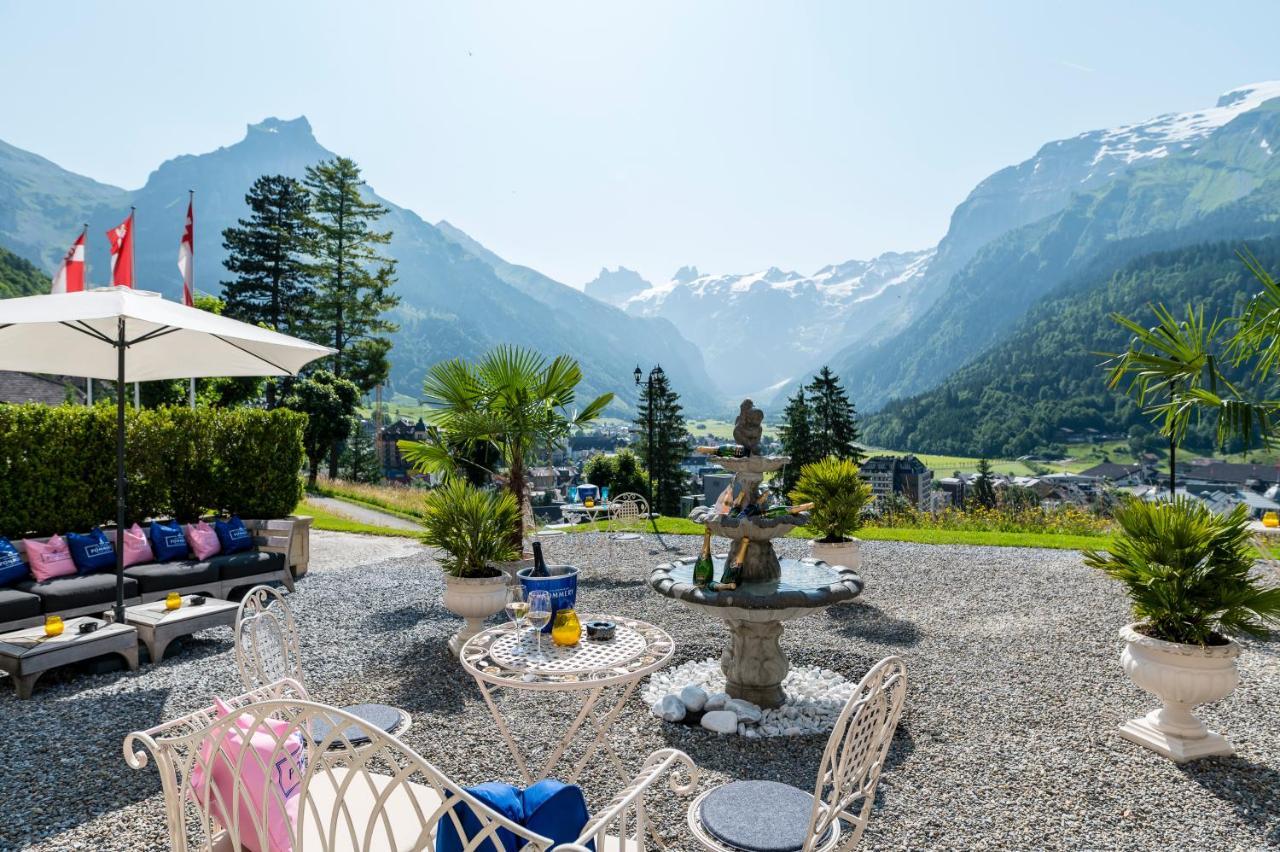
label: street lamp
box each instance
[635,364,666,541]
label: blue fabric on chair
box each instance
[433,780,593,852]
[699,780,832,852]
[214,515,254,554]
[0,537,27,585]
[66,528,116,574]
[148,520,189,562]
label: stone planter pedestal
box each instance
[443,573,508,657]
[1117,623,1241,762]
[811,538,861,572]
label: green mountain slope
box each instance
[0,246,47,299]
[862,236,1280,457]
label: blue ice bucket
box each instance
[576,484,599,504]
[517,564,579,633]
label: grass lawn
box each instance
[296,498,421,538]
[558,516,1112,551]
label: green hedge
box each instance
[0,404,306,537]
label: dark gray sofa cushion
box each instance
[210,550,285,582]
[16,573,140,613]
[0,587,42,623]
[123,560,221,595]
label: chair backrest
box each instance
[610,492,648,523]
[804,655,907,851]
[125,695,556,852]
[235,585,305,693]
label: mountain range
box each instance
[0,118,718,413]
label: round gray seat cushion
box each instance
[698,780,832,852]
[310,703,404,746]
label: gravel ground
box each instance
[4,532,1278,851]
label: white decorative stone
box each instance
[680,684,709,712]
[704,691,730,711]
[654,694,686,722]
[724,698,763,724]
[700,710,739,734]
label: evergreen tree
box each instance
[779,387,818,492]
[303,157,400,478]
[971,457,997,508]
[280,370,361,489]
[806,366,863,463]
[634,369,690,515]
[340,418,383,483]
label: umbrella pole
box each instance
[114,317,127,625]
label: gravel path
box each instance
[306,495,424,531]
[4,533,1278,851]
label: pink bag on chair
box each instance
[183,521,222,562]
[189,697,307,852]
[23,535,76,583]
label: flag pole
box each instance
[82,224,94,407]
[187,190,196,411]
[128,206,140,409]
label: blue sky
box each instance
[2,1,1278,287]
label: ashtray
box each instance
[584,620,615,640]
[189,595,206,606]
[78,622,99,634]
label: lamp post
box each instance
[634,364,668,543]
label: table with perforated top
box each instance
[459,614,675,784]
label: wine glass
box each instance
[568,485,579,505]
[601,486,610,505]
[526,591,552,660]
[504,585,529,640]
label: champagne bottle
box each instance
[726,489,748,517]
[692,529,714,587]
[695,444,747,458]
[760,501,814,519]
[717,537,750,589]
[740,490,771,517]
[530,541,550,578]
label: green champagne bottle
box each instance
[695,444,747,458]
[692,529,714,587]
[717,537,750,589]
[760,501,814,519]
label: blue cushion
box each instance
[433,781,592,852]
[0,537,27,585]
[698,780,832,852]
[148,520,189,562]
[214,516,254,554]
[66,527,116,575]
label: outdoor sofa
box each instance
[0,518,298,633]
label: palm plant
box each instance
[419,478,522,578]
[790,456,872,543]
[1083,497,1280,645]
[399,346,612,546]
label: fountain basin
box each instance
[651,557,862,708]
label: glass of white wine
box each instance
[505,585,529,644]
[526,591,552,661]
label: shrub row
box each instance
[0,404,306,537]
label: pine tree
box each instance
[340,419,383,483]
[806,366,862,464]
[779,387,818,492]
[971,457,997,508]
[303,157,400,478]
[634,369,690,515]
[221,175,316,408]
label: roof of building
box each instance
[1078,462,1145,480]
[0,371,84,406]
[1178,461,1280,485]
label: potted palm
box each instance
[420,479,522,656]
[1084,498,1280,761]
[790,456,872,570]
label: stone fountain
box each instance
[650,400,863,709]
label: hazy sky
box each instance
[3,1,1279,287]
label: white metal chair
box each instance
[686,656,907,852]
[606,493,649,559]
[235,585,412,741]
[125,693,698,852]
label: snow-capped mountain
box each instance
[617,249,933,398]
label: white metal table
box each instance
[560,502,613,525]
[459,614,675,784]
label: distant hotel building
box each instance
[860,454,933,508]
[377,416,427,480]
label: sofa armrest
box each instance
[560,748,698,851]
[242,517,294,555]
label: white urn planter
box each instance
[811,537,861,571]
[442,572,509,657]
[1117,623,1241,762]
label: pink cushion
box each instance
[118,523,155,568]
[23,535,76,583]
[183,521,221,561]
[190,697,307,852]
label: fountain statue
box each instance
[650,399,863,709]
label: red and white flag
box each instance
[106,210,134,287]
[51,229,86,293]
[178,194,194,306]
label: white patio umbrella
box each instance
[0,288,335,621]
